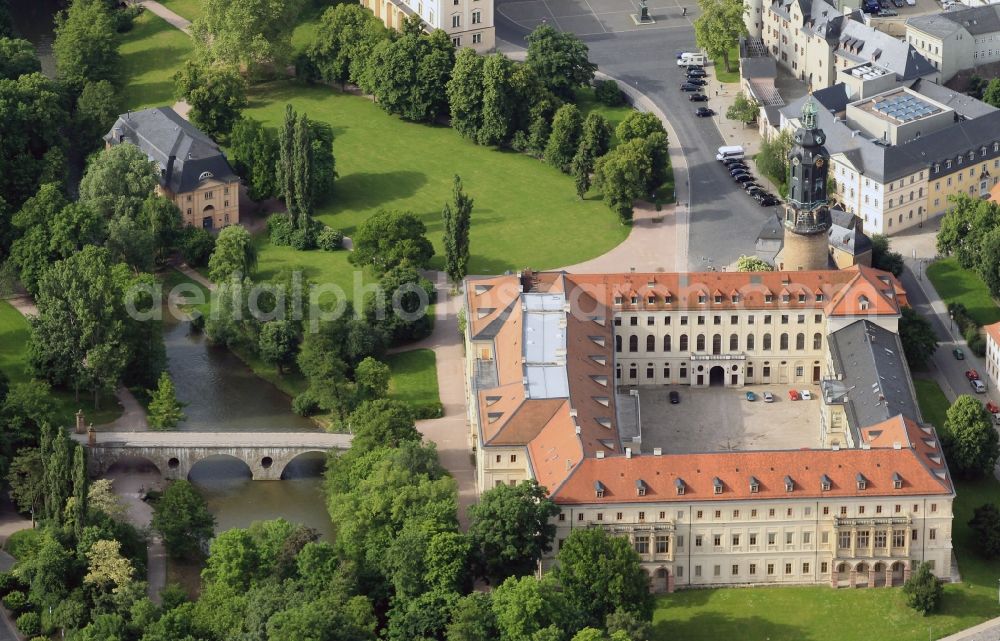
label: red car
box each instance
[966,369,981,381]
[987,401,1000,415]
[788,390,800,401]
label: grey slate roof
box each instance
[103,106,238,195]
[908,78,999,119]
[828,220,872,255]
[825,319,921,439]
[835,21,937,81]
[908,5,1000,39]
[741,56,777,81]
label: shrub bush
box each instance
[0,572,22,597]
[267,213,295,246]
[292,390,320,417]
[317,227,345,251]
[411,402,444,420]
[16,611,40,636]
[966,327,987,356]
[180,228,216,268]
[5,529,42,564]
[113,4,143,32]
[290,226,317,250]
[594,80,625,106]
[3,590,27,613]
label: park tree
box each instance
[0,383,57,486]
[79,142,159,220]
[443,174,473,283]
[229,117,280,200]
[364,25,455,123]
[347,399,420,451]
[354,357,391,402]
[53,0,120,94]
[277,106,336,224]
[0,72,68,213]
[6,449,44,525]
[903,562,942,614]
[468,480,560,581]
[644,131,670,194]
[351,209,435,272]
[977,227,1000,298]
[693,0,746,72]
[258,320,299,375]
[490,575,570,640]
[297,345,356,421]
[308,3,389,87]
[970,503,1000,559]
[71,444,86,539]
[173,61,248,139]
[208,225,258,282]
[106,213,156,272]
[152,480,216,559]
[545,104,583,171]
[572,149,594,199]
[736,255,773,271]
[75,79,123,154]
[365,263,436,345]
[936,195,1000,269]
[580,112,613,159]
[447,48,485,141]
[140,194,184,264]
[594,137,652,222]
[755,128,793,191]
[148,372,186,429]
[88,479,126,521]
[984,77,1000,109]
[447,592,498,641]
[555,528,653,629]
[726,92,760,125]
[15,530,71,609]
[193,0,306,76]
[525,24,596,100]
[899,306,937,370]
[84,539,135,595]
[869,233,904,277]
[479,53,517,146]
[0,37,40,80]
[606,608,654,641]
[616,111,665,144]
[944,394,1000,479]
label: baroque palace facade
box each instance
[463,268,954,592]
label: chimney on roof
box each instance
[625,447,632,459]
[653,447,662,456]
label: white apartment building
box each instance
[464,269,954,591]
[907,5,1000,82]
[985,323,1000,390]
[361,0,495,51]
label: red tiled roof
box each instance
[985,322,1000,348]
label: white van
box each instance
[716,145,745,161]
[677,52,707,67]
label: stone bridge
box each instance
[77,431,353,481]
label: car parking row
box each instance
[718,155,780,207]
[676,61,716,117]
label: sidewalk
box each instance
[938,615,1000,641]
[138,0,191,34]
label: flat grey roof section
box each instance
[523,292,569,399]
[908,5,1000,38]
[826,319,921,436]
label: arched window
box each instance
[646,335,655,351]
[747,334,755,350]
[729,334,739,351]
[616,335,622,352]
[813,332,822,350]
[763,333,772,350]
[795,333,805,350]
[712,334,722,355]
[696,335,706,351]
[680,334,689,351]
[780,333,789,350]
[663,335,671,352]
[629,335,638,352]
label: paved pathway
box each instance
[174,263,216,292]
[103,386,150,432]
[138,0,191,34]
[938,615,1000,641]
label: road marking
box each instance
[580,0,609,33]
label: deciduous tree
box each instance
[229,117,280,200]
[354,357,391,402]
[351,209,435,273]
[903,561,942,614]
[970,502,1000,559]
[347,399,419,451]
[257,320,298,375]
[725,92,760,125]
[693,0,746,72]
[615,111,664,144]
[545,104,583,171]
[579,112,613,159]
[6,449,44,525]
[899,306,937,370]
[307,3,388,87]
[75,79,123,154]
[192,0,306,76]
[479,53,516,146]
[870,233,904,277]
[944,394,1000,479]
[151,480,216,559]
[525,24,596,100]
[53,0,120,94]
[447,48,484,141]
[736,255,773,271]
[78,142,159,221]
[984,77,1000,109]
[84,539,135,594]
[148,372,186,429]
[443,175,473,283]
[0,38,40,80]
[173,61,248,138]
[594,137,651,222]
[208,225,258,282]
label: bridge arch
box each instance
[277,450,328,480]
[188,454,253,481]
[104,454,163,477]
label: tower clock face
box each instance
[815,134,825,145]
[814,157,825,167]
[792,157,800,166]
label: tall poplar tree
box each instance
[293,112,313,227]
[44,428,72,524]
[442,175,473,284]
[71,445,87,540]
[478,53,515,147]
[278,104,296,214]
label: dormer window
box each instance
[731,294,740,303]
[698,294,707,304]
[714,294,722,304]
[820,474,832,491]
[630,296,638,305]
[595,481,605,499]
[765,294,773,303]
[815,293,824,302]
[614,296,623,305]
[665,294,673,304]
[198,171,215,181]
[856,473,867,491]
[858,295,870,311]
[749,476,760,494]
[782,293,790,303]
[636,479,647,497]
[647,296,656,305]
[713,477,723,495]
[784,475,794,492]
[892,472,902,490]
[675,478,686,496]
[798,294,806,303]
[946,160,952,169]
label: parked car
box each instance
[788,390,800,401]
[725,161,748,170]
[905,0,915,6]
[953,347,965,360]
[690,93,709,102]
[762,391,774,403]
[730,167,750,176]
[759,195,780,206]
[685,64,705,71]
[687,68,707,78]
[892,0,904,7]
[680,83,701,92]
[695,107,715,117]
[734,174,754,183]
[972,379,987,393]
[986,401,1000,414]
[800,390,812,400]
[746,391,757,401]
[966,369,980,381]
[722,157,746,166]
[686,78,708,86]
[744,182,762,192]
[669,390,680,404]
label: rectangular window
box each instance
[767,563,775,575]
[929,529,937,541]
[838,531,851,549]
[749,563,757,575]
[472,33,482,44]
[695,565,702,577]
[732,535,740,546]
[802,562,810,574]
[803,531,811,544]
[732,564,739,576]
[785,532,793,545]
[893,530,905,547]
[634,536,650,554]
[656,535,669,554]
[767,532,776,545]
[875,531,886,548]
[784,563,792,575]
[205,191,213,199]
[713,535,721,547]
[695,535,703,547]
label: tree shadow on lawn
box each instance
[122,80,178,109]
[326,170,429,213]
[653,611,807,641]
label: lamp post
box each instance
[950,310,954,334]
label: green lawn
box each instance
[0,301,122,426]
[652,377,1000,641]
[927,257,1000,327]
[156,0,204,22]
[291,5,325,53]
[713,46,740,84]
[119,10,195,110]
[575,87,635,148]
[243,81,629,286]
[386,349,441,418]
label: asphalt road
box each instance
[496,8,783,270]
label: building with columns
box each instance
[359,0,495,51]
[464,268,954,591]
